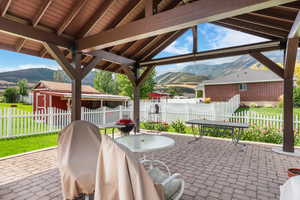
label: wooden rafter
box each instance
[88,50,135,66]
[57,0,87,35]
[0,0,11,17]
[249,52,284,78]
[81,56,103,78]
[137,66,155,87]
[77,0,116,38]
[76,0,296,51]
[218,18,288,38]
[122,66,136,86]
[255,6,297,22]
[140,41,283,66]
[15,38,26,52]
[192,25,198,53]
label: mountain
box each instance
[0,68,55,83]
[155,72,208,85]
[181,50,300,79]
[0,68,96,85]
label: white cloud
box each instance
[163,41,190,55]
[0,64,59,72]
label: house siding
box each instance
[205,81,283,102]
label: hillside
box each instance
[0,68,95,85]
[155,72,208,85]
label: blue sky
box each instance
[0,23,267,74]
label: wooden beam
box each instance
[288,11,300,38]
[0,17,72,48]
[192,25,198,53]
[212,21,278,40]
[57,0,87,35]
[87,50,135,65]
[233,13,292,31]
[137,66,155,87]
[249,52,284,78]
[0,0,11,17]
[140,41,282,66]
[43,43,79,80]
[133,66,140,132]
[145,0,159,17]
[122,66,136,86]
[77,0,115,38]
[76,0,296,51]
[283,37,299,153]
[15,38,26,52]
[81,56,103,78]
[32,0,53,27]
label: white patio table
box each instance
[115,134,175,175]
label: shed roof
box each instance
[33,81,101,94]
[202,68,283,86]
[0,0,298,75]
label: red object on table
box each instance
[117,119,134,125]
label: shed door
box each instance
[37,94,46,112]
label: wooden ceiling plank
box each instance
[76,0,296,51]
[32,0,54,27]
[249,52,284,78]
[57,0,88,36]
[218,18,288,38]
[288,11,300,38]
[0,0,11,17]
[139,41,283,66]
[0,16,72,48]
[255,6,297,22]
[78,0,116,38]
[15,38,26,52]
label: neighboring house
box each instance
[32,81,129,112]
[196,69,285,106]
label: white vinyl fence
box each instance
[140,95,240,122]
[0,106,132,139]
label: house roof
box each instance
[33,81,101,94]
[201,68,283,86]
[0,0,298,75]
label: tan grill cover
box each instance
[57,120,101,200]
[95,135,164,200]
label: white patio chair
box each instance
[141,160,185,200]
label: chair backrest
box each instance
[95,135,164,200]
[58,120,101,199]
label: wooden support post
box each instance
[133,85,140,132]
[283,38,299,153]
[192,25,198,53]
[72,78,81,121]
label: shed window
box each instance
[239,83,247,91]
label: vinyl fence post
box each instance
[7,108,12,137]
[103,107,106,125]
[49,107,54,132]
[119,105,123,119]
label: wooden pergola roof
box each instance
[0,0,299,74]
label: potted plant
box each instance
[116,115,135,136]
[288,168,300,178]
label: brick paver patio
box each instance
[1,134,300,200]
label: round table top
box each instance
[115,134,175,153]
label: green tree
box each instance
[294,87,300,107]
[93,70,118,94]
[17,79,28,96]
[116,69,156,99]
[3,88,19,103]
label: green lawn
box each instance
[236,107,300,115]
[0,103,33,112]
[0,133,58,158]
[0,128,117,158]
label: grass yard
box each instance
[236,107,300,115]
[0,133,58,158]
[0,128,117,158]
[0,103,33,112]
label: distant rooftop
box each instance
[204,68,282,86]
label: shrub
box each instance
[143,122,156,130]
[277,95,283,108]
[171,120,186,133]
[156,122,169,131]
[3,88,19,103]
[203,98,211,104]
[250,103,258,108]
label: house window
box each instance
[239,83,247,91]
